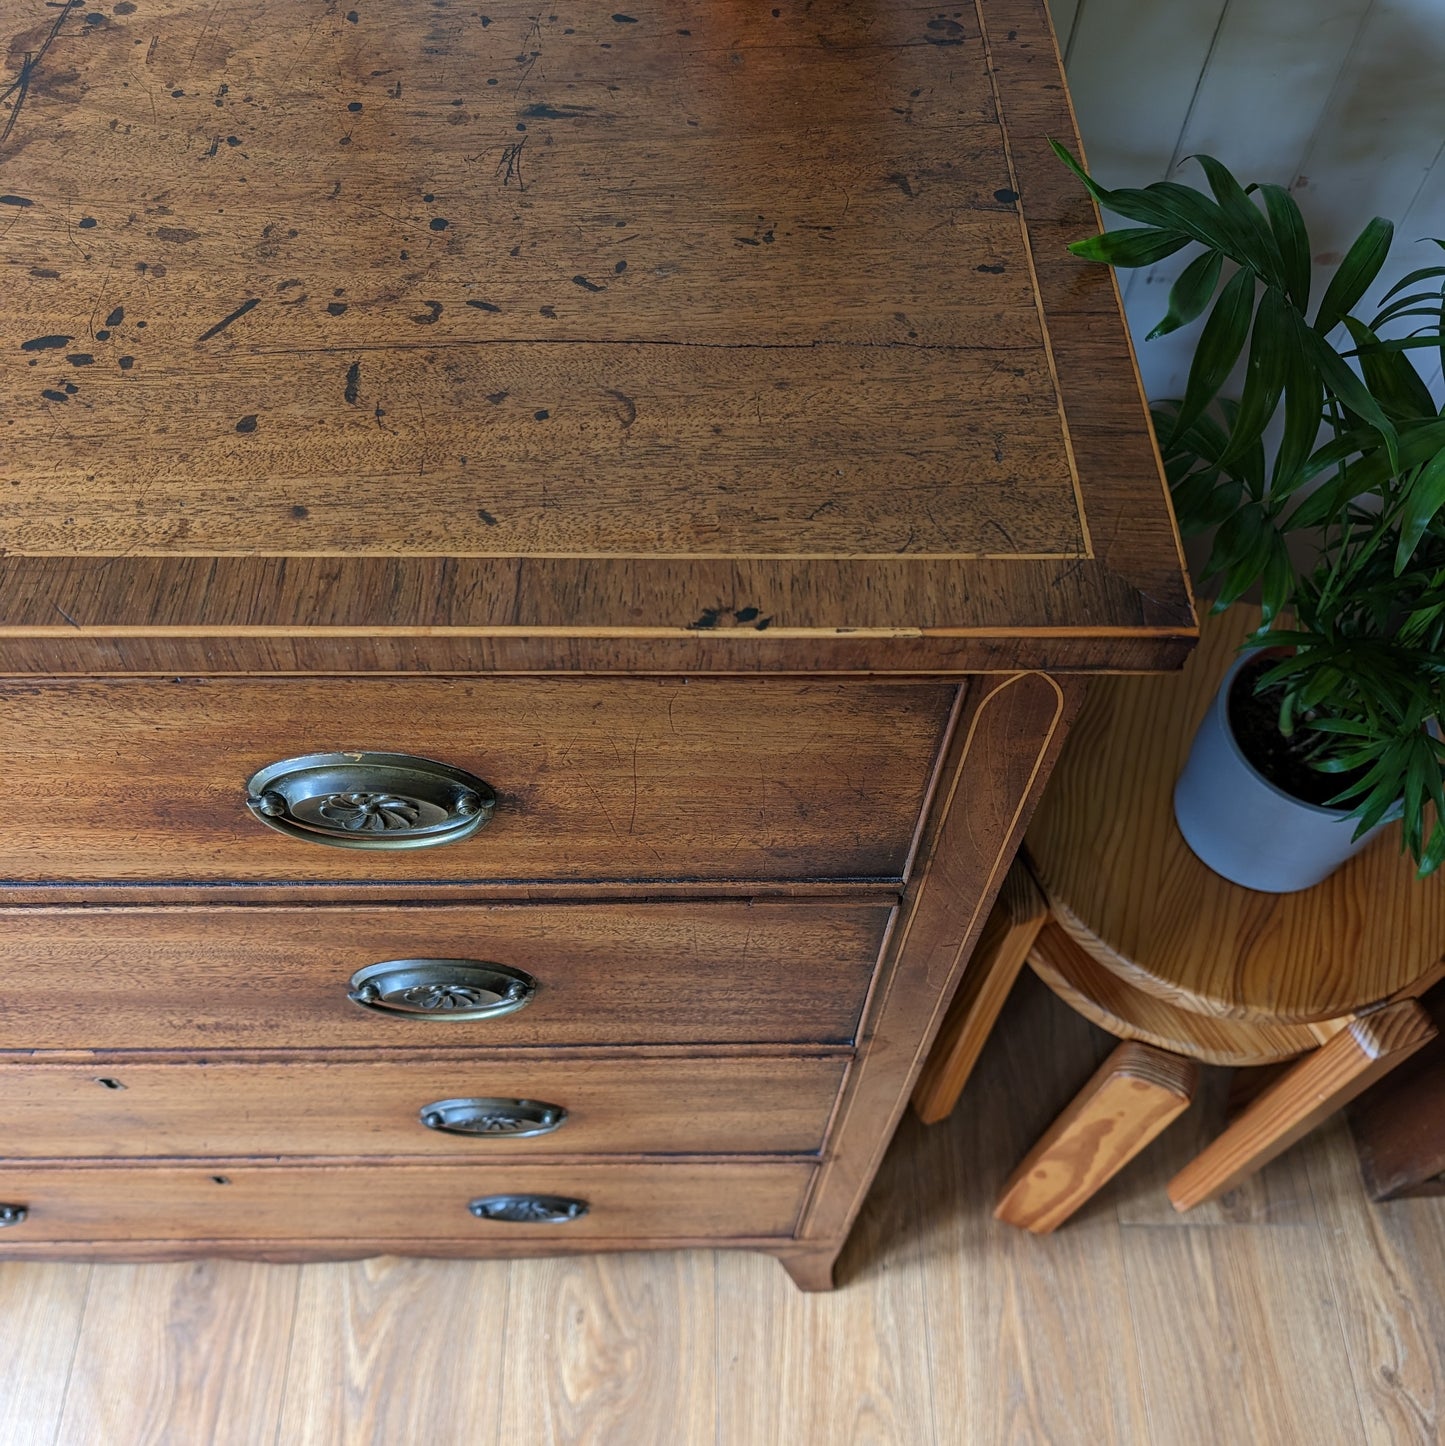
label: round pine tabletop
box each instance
[1026,605,1445,1026]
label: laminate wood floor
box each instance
[3,973,1442,1446]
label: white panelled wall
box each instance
[1055,0,1445,404]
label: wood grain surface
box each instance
[0,676,953,884]
[1029,605,1445,1023]
[995,1040,1197,1233]
[796,669,1085,1256]
[911,858,1047,1123]
[1168,1000,1437,1210]
[0,899,890,1049]
[0,0,1192,674]
[0,1054,846,1159]
[1350,987,1445,1200]
[4,975,1445,1445]
[0,1161,812,1243]
[1028,920,1328,1066]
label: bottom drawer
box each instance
[0,1162,813,1243]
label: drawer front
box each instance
[0,1056,846,1159]
[0,1162,812,1242]
[0,901,887,1049]
[0,678,954,884]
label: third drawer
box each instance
[0,1054,848,1159]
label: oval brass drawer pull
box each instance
[348,959,536,1019]
[245,751,496,850]
[468,1194,588,1224]
[421,1097,567,1138]
[0,1204,28,1227]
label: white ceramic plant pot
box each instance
[1173,650,1388,894]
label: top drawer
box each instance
[0,678,955,886]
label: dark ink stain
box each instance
[479,13,491,23]
[30,267,60,279]
[994,187,1019,204]
[20,335,70,351]
[735,236,760,247]
[467,299,501,312]
[326,301,348,315]
[429,216,449,231]
[533,408,550,420]
[496,138,527,190]
[676,27,690,34]
[205,135,219,157]
[604,388,636,428]
[344,359,361,404]
[521,102,593,120]
[95,329,110,341]
[291,504,309,518]
[734,606,760,623]
[197,297,259,341]
[62,381,78,394]
[887,173,915,199]
[156,226,199,243]
[976,262,1005,273]
[925,17,965,43]
[277,279,301,291]
[118,355,135,369]
[84,9,105,20]
[423,192,435,202]
[235,413,258,433]
[346,7,359,19]
[614,259,627,274]
[347,100,362,112]
[170,88,185,97]
[486,390,508,404]
[477,507,498,525]
[0,195,33,207]
[41,388,69,402]
[106,305,124,326]
[411,300,442,324]
[755,615,773,631]
[688,607,722,630]
[78,217,97,229]
[572,274,605,292]
[226,134,240,146]
[66,353,94,365]
[114,1,136,11]
[539,304,556,318]
[611,12,637,21]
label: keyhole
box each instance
[95,1078,125,1090]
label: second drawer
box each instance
[0,1055,847,1159]
[0,900,889,1049]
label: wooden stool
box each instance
[913,607,1445,1232]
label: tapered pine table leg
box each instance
[1168,998,1437,1211]
[913,862,1048,1125]
[995,1041,1198,1233]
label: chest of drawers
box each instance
[0,0,1192,1287]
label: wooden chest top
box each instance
[0,0,1192,672]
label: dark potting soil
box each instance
[1226,655,1369,809]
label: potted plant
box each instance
[1053,143,1445,891]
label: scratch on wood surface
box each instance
[197,297,260,342]
[0,0,76,155]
